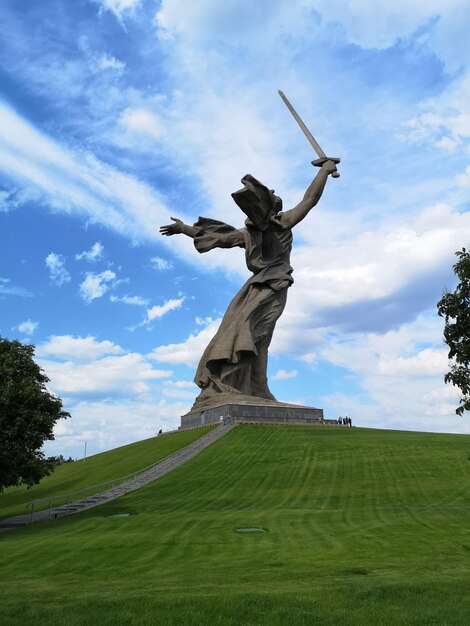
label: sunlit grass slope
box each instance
[0,426,213,520]
[1,425,469,625]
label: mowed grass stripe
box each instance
[71,425,469,548]
[0,425,469,625]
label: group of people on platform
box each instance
[338,416,352,427]
[219,416,234,426]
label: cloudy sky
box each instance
[1,0,469,458]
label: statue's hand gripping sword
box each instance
[278,90,340,178]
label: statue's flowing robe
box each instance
[193,214,293,401]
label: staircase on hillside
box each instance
[0,423,235,530]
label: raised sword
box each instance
[278,90,340,178]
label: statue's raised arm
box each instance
[280,159,337,229]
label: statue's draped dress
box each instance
[192,213,293,402]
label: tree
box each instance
[0,337,70,491]
[437,248,470,416]
[51,454,74,466]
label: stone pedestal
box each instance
[180,400,324,429]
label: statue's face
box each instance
[231,175,280,228]
[270,190,283,214]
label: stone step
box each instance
[0,522,27,529]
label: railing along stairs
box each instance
[20,423,234,526]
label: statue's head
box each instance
[231,174,282,230]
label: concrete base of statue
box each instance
[180,397,327,429]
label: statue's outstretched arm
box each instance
[159,217,198,238]
[280,160,337,229]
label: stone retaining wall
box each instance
[181,402,324,429]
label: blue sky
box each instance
[1,0,469,458]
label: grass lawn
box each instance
[0,426,213,520]
[0,425,469,625]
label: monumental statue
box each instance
[160,92,340,419]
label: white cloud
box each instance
[161,379,197,399]
[161,389,195,400]
[145,297,184,322]
[307,0,470,71]
[44,396,190,457]
[97,54,125,73]
[195,316,214,326]
[153,0,468,82]
[79,269,116,302]
[456,165,470,188]
[150,256,172,271]
[149,318,221,366]
[163,380,195,388]
[266,201,470,361]
[110,294,149,306]
[315,313,470,433]
[300,353,318,366]
[119,107,165,141]
[321,383,467,435]
[35,334,182,456]
[37,335,125,362]
[0,277,33,298]
[17,319,38,335]
[0,101,171,242]
[155,0,313,47]
[403,73,470,151]
[5,187,41,211]
[37,334,172,398]
[40,353,171,395]
[0,189,11,212]
[75,242,104,262]
[376,348,448,378]
[271,369,298,381]
[98,0,141,19]
[45,252,71,286]
[421,386,461,417]
[321,314,445,374]
[306,0,437,48]
[434,136,462,152]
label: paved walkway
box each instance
[0,424,234,530]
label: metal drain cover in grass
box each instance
[235,527,267,533]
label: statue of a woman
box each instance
[160,160,337,411]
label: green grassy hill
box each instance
[1,425,469,625]
[0,426,213,521]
